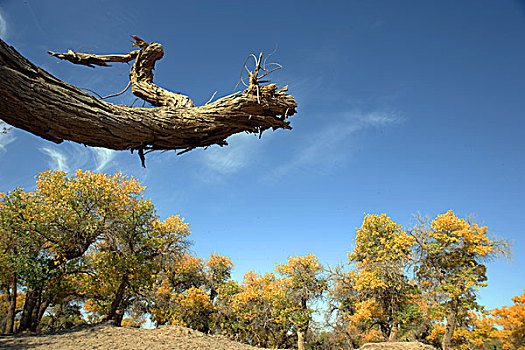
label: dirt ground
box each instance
[359,342,436,350]
[0,323,437,350]
[0,323,271,350]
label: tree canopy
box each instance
[0,175,516,350]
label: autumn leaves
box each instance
[0,171,522,350]
[0,170,190,331]
[332,212,514,350]
[0,170,325,350]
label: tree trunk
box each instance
[388,322,399,342]
[3,274,17,334]
[105,275,129,326]
[28,289,44,332]
[296,296,308,350]
[0,37,297,160]
[442,302,458,350]
[34,299,50,331]
[297,329,306,350]
[209,288,218,303]
[19,288,41,332]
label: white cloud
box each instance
[39,142,119,174]
[92,147,117,172]
[0,130,15,154]
[198,132,266,174]
[40,147,70,173]
[274,110,403,177]
[0,8,7,39]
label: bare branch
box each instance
[0,37,297,165]
[101,80,132,100]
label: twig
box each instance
[177,147,195,155]
[235,55,253,90]
[204,91,217,105]
[257,64,282,80]
[263,43,278,69]
[130,35,149,48]
[79,87,103,99]
[101,80,132,100]
[138,148,146,168]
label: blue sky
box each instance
[1,0,525,311]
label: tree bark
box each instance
[28,289,43,332]
[297,329,306,350]
[105,274,129,327]
[388,322,398,342]
[3,274,17,334]
[0,37,297,159]
[442,300,458,350]
[296,296,309,350]
[19,288,40,332]
[35,299,50,331]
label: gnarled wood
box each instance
[0,37,297,161]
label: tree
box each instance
[492,289,525,349]
[15,169,153,331]
[424,310,500,350]
[170,286,215,333]
[150,253,206,326]
[0,37,297,164]
[411,210,509,350]
[275,254,327,350]
[149,253,233,331]
[325,266,364,349]
[219,271,292,348]
[80,210,190,326]
[348,214,417,341]
[205,254,234,303]
[0,169,187,332]
[0,188,49,333]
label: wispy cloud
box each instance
[39,144,119,174]
[92,147,117,172]
[0,130,15,154]
[198,132,268,174]
[0,8,7,39]
[274,110,403,177]
[40,147,71,173]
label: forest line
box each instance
[0,170,523,350]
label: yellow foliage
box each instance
[170,286,215,331]
[430,210,494,257]
[492,289,525,349]
[172,286,213,311]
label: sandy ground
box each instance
[0,323,271,350]
[360,342,436,350]
[0,323,437,350]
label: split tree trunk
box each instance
[0,37,297,161]
[388,322,399,342]
[19,288,41,332]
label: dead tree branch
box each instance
[0,36,297,162]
